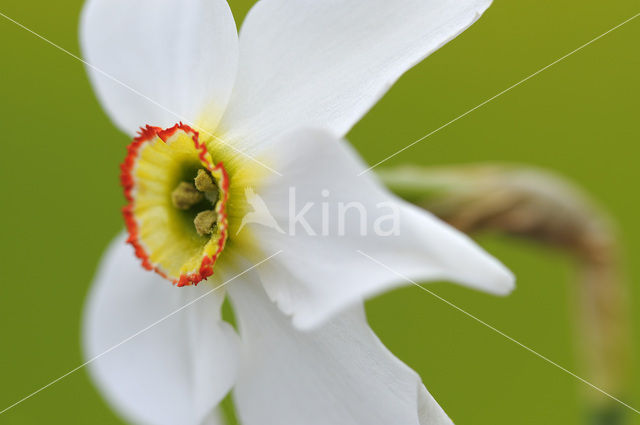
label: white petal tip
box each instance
[484,265,517,296]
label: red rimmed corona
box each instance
[120,123,230,286]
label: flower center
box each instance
[170,169,220,235]
[121,124,230,286]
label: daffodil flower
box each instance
[81,0,514,424]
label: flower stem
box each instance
[379,164,632,424]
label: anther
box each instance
[171,182,203,210]
[194,169,218,194]
[194,210,217,236]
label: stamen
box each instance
[194,210,218,236]
[195,169,218,194]
[171,182,203,210]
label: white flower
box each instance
[81,1,514,424]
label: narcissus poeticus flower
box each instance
[81,0,514,424]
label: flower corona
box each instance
[120,123,230,286]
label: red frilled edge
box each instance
[120,123,230,287]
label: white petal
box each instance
[219,0,491,148]
[228,280,454,425]
[242,129,514,329]
[81,0,238,135]
[83,233,239,425]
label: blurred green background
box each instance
[0,0,638,423]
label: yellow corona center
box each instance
[122,124,231,286]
